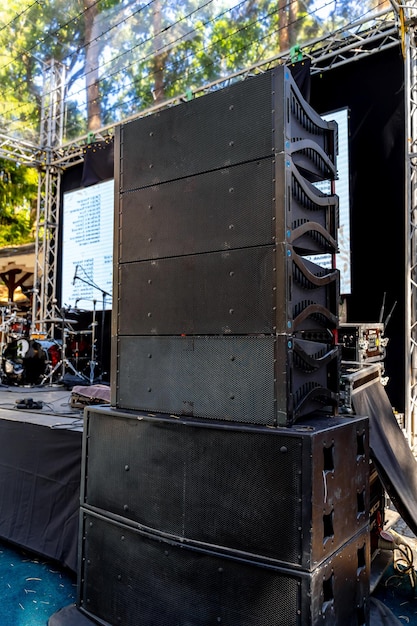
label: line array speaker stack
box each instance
[77,65,371,624]
[111,64,340,426]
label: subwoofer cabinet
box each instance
[81,407,369,571]
[77,511,370,626]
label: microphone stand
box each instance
[73,274,111,383]
[90,300,97,385]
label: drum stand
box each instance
[88,300,98,385]
[0,307,9,382]
[40,314,90,386]
[0,308,9,357]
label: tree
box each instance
[84,0,102,130]
[0,0,388,248]
[0,0,390,141]
[98,0,318,121]
[0,160,37,245]
[278,0,299,50]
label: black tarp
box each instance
[369,597,403,626]
[0,419,81,572]
[352,379,417,537]
[310,45,406,414]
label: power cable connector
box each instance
[15,397,43,410]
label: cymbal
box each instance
[43,318,79,324]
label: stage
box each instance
[0,383,83,573]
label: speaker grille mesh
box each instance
[81,409,369,570]
[119,158,275,263]
[118,246,276,335]
[119,71,275,190]
[83,412,303,564]
[78,512,370,626]
[117,335,277,423]
[79,512,300,626]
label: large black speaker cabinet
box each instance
[115,334,340,424]
[77,511,370,626]
[118,156,338,265]
[117,66,337,190]
[117,246,339,336]
[82,407,369,570]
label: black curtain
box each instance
[61,138,114,193]
[310,45,406,412]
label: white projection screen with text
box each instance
[61,179,114,311]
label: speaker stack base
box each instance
[79,510,369,626]
[77,407,371,625]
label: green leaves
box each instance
[0,0,384,141]
[0,160,37,245]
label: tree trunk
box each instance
[278,0,299,51]
[289,0,298,47]
[152,0,169,103]
[84,0,101,131]
[278,0,289,51]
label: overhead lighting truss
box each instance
[0,132,41,166]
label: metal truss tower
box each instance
[398,0,417,445]
[32,59,66,334]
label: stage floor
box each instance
[0,382,83,428]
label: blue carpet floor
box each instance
[372,562,417,624]
[0,535,415,626]
[0,539,76,626]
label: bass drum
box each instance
[24,340,62,385]
[2,339,61,386]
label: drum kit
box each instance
[0,306,97,386]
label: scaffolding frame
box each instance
[401,0,417,445]
[32,60,66,334]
